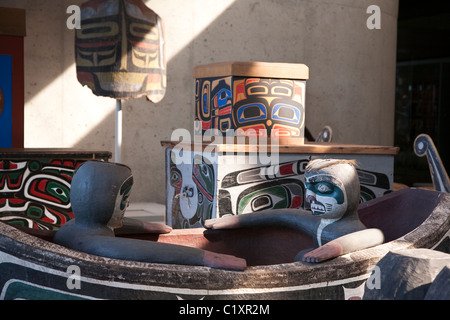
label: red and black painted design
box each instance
[0,159,86,230]
[75,0,166,102]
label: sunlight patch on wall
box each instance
[25,62,116,148]
[144,0,236,62]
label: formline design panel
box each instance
[0,150,111,230]
[165,143,396,229]
[194,62,309,142]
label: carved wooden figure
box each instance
[205,159,385,263]
[54,161,246,270]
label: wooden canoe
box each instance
[0,188,449,300]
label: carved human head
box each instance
[304,159,360,219]
[70,161,133,229]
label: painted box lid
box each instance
[194,61,309,80]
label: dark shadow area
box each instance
[394,0,450,186]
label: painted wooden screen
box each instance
[0,7,25,148]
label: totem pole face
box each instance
[304,159,360,220]
[75,0,166,102]
[70,161,133,227]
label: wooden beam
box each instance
[0,7,26,37]
[161,140,400,155]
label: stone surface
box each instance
[363,248,450,300]
[424,265,450,300]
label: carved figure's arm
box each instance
[300,228,384,263]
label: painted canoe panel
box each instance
[0,251,370,300]
[0,188,448,300]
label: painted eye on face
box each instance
[272,104,301,124]
[170,170,181,187]
[236,103,267,123]
[119,177,134,211]
[306,181,334,195]
[50,186,69,201]
[316,182,333,194]
[120,186,132,211]
[306,180,346,206]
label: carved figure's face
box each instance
[107,175,133,229]
[305,174,347,219]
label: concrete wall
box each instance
[0,0,399,204]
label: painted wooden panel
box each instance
[165,144,396,228]
[194,62,308,141]
[0,150,111,230]
[166,148,218,228]
[0,35,24,148]
[0,54,12,148]
[217,153,394,218]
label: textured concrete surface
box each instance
[0,0,398,204]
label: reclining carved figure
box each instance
[54,161,245,270]
[205,159,384,263]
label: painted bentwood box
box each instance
[194,62,309,142]
[0,149,111,231]
[163,141,399,228]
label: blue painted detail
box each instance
[272,103,301,124]
[236,103,267,123]
[0,54,13,148]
